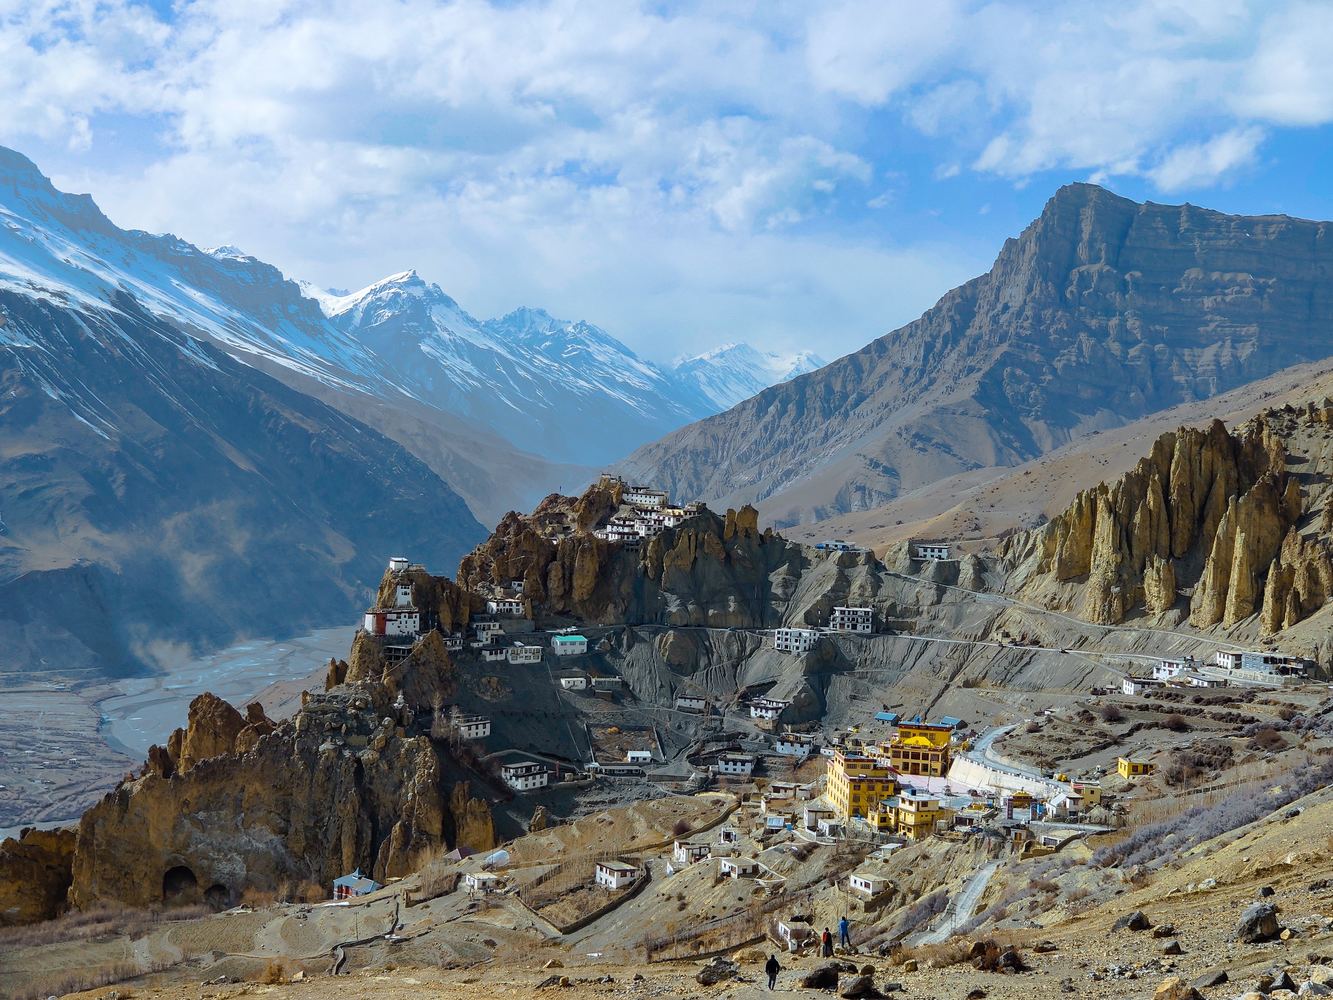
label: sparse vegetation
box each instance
[1099,703,1124,723]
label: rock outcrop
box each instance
[1003,401,1333,639]
[0,827,76,926]
[1,633,496,923]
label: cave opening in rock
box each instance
[204,883,231,910]
[162,865,198,903]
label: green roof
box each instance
[554,634,587,643]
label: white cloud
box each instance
[1148,126,1266,191]
[0,0,1330,361]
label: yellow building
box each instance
[1117,757,1154,779]
[885,722,953,777]
[1072,781,1103,807]
[870,789,954,840]
[826,750,898,819]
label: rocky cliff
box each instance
[1001,399,1333,658]
[623,184,1333,528]
[0,634,495,923]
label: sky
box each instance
[2,0,1332,363]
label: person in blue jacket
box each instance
[838,915,851,949]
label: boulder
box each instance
[1238,902,1282,943]
[838,974,880,999]
[696,957,739,986]
[1114,910,1153,932]
[1162,940,1184,956]
[1153,978,1204,1000]
[800,963,845,990]
[1191,970,1228,988]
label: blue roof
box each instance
[554,634,587,643]
[939,716,963,728]
[874,712,899,723]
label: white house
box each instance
[486,597,526,616]
[714,752,756,777]
[672,840,711,865]
[481,644,508,663]
[749,698,788,721]
[559,675,588,691]
[394,583,414,607]
[1121,676,1164,696]
[443,635,464,651]
[1185,672,1226,688]
[777,917,816,948]
[388,556,411,574]
[1153,658,1192,680]
[719,857,758,879]
[363,606,420,638]
[500,761,550,792]
[624,486,668,509]
[912,541,951,561]
[675,694,709,713]
[773,628,820,654]
[453,715,492,740]
[717,825,740,847]
[464,871,502,893]
[1215,650,1308,676]
[816,816,842,838]
[803,804,835,830]
[507,642,542,664]
[775,734,814,757]
[848,870,890,898]
[829,606,873,633]
[594,860,642,890]
[473,619,503,640]
[590,676,624,692]
[552,634,589,656]
[626,749,653,765]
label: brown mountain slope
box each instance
[622,183,1333,528]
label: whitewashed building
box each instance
[363,606,420,638]
[552,634,589,656]
[626,749,653,765]
[775,733,815,757]
[714,752,755,777]
[849,870,890,898]
[594,860,641,890]
[500,761,550,792]
[829,606,873,633]
[1215,650,1308,676]
[464,871,502,893]
[559,675,588,691]
[1121,676,1164,696]
[453,715,492,740]
[473,619,503,640]
[388,556,411,573]
[624,486,668,509]
[675,694,708,713]
[672,840,711,865]
[773,628,819,654]
[1153,659,1191,680]
[719,857,758,879]
[507,642,542,664]
[481,644,508,663]
[749,698,789,721]
[486,597,526,616]
[912,541,951,561]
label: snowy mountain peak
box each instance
[670,342,827,412]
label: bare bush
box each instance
[1161,713,1190,732]
[1099,704,1124,723]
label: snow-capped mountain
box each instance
[671,343,827,411]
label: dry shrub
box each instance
[0,903,210,950]
[261,959,287,984]
[11,958,173,1000]
[1162,713,1190,732]
[671,819,693,837]
[1099,704,1124,723]
[240,886,278,907]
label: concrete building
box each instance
[463,872,501,893]
[388,556,411,574]
[871,788,953,840]
[829,606,873,633]
[773,627,820,654]
[481,644,508,662]
[594,860,642,890]
[552,634,589,656]
[1153,658,1193,680]
[848,869,891,898]
[486,597,526,616]
[507,642,542,664]
[453,715,492,740]
[473,619,503,640]
[714,752,756,777]
[1214,650,1309,677]
[1117,757,1154,780]
[332,868,382,900]
[501,761,550,791]
[590,676,624,692]
[749,698,789,721]
[675,694,709,713]
[559,674,588,691]
[911,540,951,561]
[826,750,898,819]
[719,857,758,878]
[624,486,668,509]
[363,606,420,638]
[885,721,953,777]
[1122,676,1165,696]
[626,749,653,765]
[774,733,815,757]
[672,840,711,865]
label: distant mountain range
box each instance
[0,145,823,678]
[623,183,1333,527]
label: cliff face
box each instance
[2,633,495,922]
[624,184,1333,527]
[1002,400,1333,648]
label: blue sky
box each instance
[2,1,1332,362]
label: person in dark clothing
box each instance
[765,953,781,990]
[838,915,851,949]
[821,927,833,957]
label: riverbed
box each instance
[96,626,356,759]
[0,626,354,838]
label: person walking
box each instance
[821,927,833,957]
[838,915,851,949]
[765,953,781,990]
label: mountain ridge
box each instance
[620,182,1333,527]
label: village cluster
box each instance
[1119,649,1311,693]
